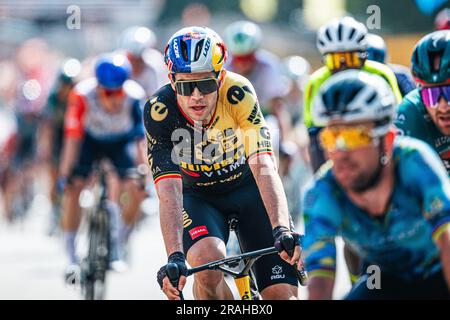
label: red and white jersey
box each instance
[64,78,146,142]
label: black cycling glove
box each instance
[157,251,188,289]
[272,226,303,256]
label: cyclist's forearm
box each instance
[156,179,184,255]
[436,228,450,290]
[249,154,290,229]
[59,136,80,177]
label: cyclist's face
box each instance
[422,85,450,135]
[173,72,219,125]
[231,54,256,76]
[326,122,382,191]
[97,87,126,113]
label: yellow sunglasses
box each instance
[319,125,376,152]
[324,52,364,71]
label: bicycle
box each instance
[78,160,112,300]
[165,221,308,300]
[77,161,148,300]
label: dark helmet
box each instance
[411,30,450,84]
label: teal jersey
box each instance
[302,136,450,281]
[395,89,450,176]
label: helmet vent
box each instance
[180,40,189,62]
[366,91,377,104]
[337,24,343,41]
[325,28,332,42]
[348,28,356,41]
[194,39,205,61]
[356,34,365,44]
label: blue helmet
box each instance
[94,53,132,89]
[164,26,227,76]
[366,33,387,63]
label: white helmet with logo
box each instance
[316,16,368,55]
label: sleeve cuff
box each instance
[432,221,450,243]
[154,173,182,184]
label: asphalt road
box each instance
[0,192,351,300]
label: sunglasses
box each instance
[319,125,376,152]
[174,78,219,96]
[324,52,365,71]
[420,85,450,109]
[101,87,125,97]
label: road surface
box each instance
[0,192,351,300]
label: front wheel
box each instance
[82,209,110,300]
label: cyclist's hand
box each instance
[273,226,303,268]
[157,252,188,300]
[56,176,68,195]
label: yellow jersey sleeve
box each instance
[221,71,273,159]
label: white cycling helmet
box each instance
[312,70,396,136]
[164,26,227,75]
[224,20,262,56]
[119,26,157,57]
[316,16,368,55]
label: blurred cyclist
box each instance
[3,38,55,222]
[118,25,167,97]
[303,70,450,299]
[395,30,450,176]
[224,21,290,140]
[366,33,416,97]
[281,55,311,126]
[59,53,147,280]
[303,17,403,284]
[304,16,402,172]
[39,58,81,234]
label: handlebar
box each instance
[164,245,308,299]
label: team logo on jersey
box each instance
[247,102,262,125]
[182,210,193,228]
[150,102,168,121]
[270,265,285,280]
[260,127,271,140]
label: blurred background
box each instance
[0,0,448,300]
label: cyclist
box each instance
[118,26,167,97]
[304,16,403,172]
[303,16,404,286]
[3,38,54,222]
[59,53,147,279]
[302,70,450,299]
[366,33,416,97]
[223,21,291,141]
[146,26,302,300]
[281,55,311,126]
[39,58,81,234]
[395,30,450,176]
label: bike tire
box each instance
[83,209,110,300]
